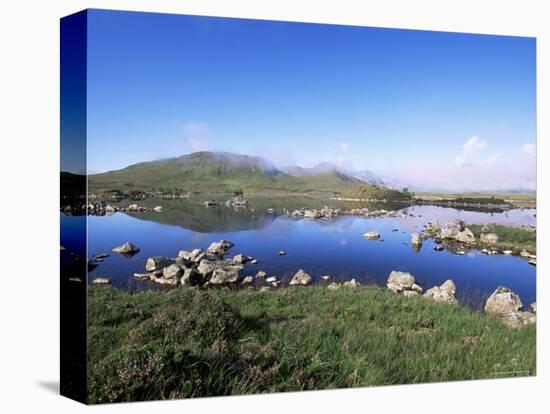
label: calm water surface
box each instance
[62,203,536,311]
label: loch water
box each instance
[61,201,536,311]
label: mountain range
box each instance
[88,151,374,195]
[280,162,383,185]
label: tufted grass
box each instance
[88,285,536,404]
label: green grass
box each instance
[415,191,536,208]
[88,286,535,403]
[340,183,412,201]
[469,224,536,254]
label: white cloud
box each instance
[182,121,209,152]
[482,152,502,165]
[522,143,536,156]
[378,135,536,192]
[455,136,488,167]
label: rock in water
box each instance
[153,206,163,212]
[529,302,537,313]
[440,219,465,239]
[289,269,312,286]
[210,265,242,284]
[91,277,111,285]
[181,268,201,286]
[233,254,251,264]
[196,259,219,277]
[207,240,235,255]
[411,233,422,246]
[188,249,205,262]
[145,256,175,272]
[112,242,140,254]
[484,286,522,315]
[425,219,441,234]
[133,273,150,280]
[455,228,475,243]
[303,209,321,219]
[363,230,380,240]
[163,264,182,279]
[150,274,178,286]
[480,233,499,244]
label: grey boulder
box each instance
[289,269,312,286]
[112,242,140,254]
[145,256,175,272]
[484,286,523,315]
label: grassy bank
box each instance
[88,286,535,403]
[469,224,536,254]
[415,191,536,208]
[340,183,412,201]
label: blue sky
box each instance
[86,9,536,191]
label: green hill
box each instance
[341,183,412,201]
[88,151,365,195]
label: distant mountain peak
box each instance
[280,162,383,185]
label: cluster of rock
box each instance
[284,206,342,219]
[326,278,361,290]
[347,208,410,219]
[383,270,535,329]
[484,286,536,329]
[203,195,250,209]
[226,194,249,208]
[124,240,320,289]
[386,271,457,304]
[421,219,537,261]
[86,201,163,216]
[133,240,244,287]
[440,219,475,242]
[282,206,412,220]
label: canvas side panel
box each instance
[60,9,88,404]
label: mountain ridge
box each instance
[88,151,366,195]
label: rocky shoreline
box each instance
[418,219,537,261]
[89,238,536,329]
